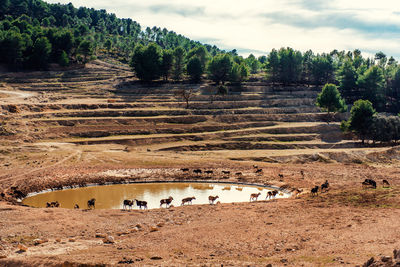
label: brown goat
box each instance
[160,196,173,208]
[46,201,60,208]
[266,190,278,200]
[123,199,134,210]
[383,179,390,188]
[135,199,147,209]
[208,195,219,205]
[181,196,196,205]
[250,192,261,202]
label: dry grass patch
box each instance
[310,188,400,208]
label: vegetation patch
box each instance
[319,189,400,208]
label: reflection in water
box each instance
[22,182,290,210]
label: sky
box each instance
[46,0,400,59]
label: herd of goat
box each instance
[45,189,281,210]
[42,167,392,210]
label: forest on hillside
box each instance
[0,0,221,69]
[1,0,400,117]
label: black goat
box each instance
[193,169,202,175]
[267,190,278,199]
[181,168,189,172]
[362,179,376,189]
[181,196,196,205]
[123,199,134,210]
[311,186,319,196]
[160,196,173,208]
[87,198,96,209]
[321,180,329,192]
[135,199,147,209]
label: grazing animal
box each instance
[160,196,174,208]
[278,174,284,179]
[208,195,219,204]
[204,170,213,175]
[181,196,196,205]
[250,192,261,202]
[46,201,60,208]
[362,179,377,189]
[382,179,390,188]
[311,186,319,196]
[193,169,202,175]
[13,189,25,199]
[222,170,230,175]
[267,190,279,199]
[135,199,148,209]
[235,172,242,176]
[300,170,304,178]
[123,199,134,210]
[253,165,258,169]
[321,180,329,192]
[87,198,96,209]
[74,204,80,209]
[181,168,189,172]
[294,188,303,197]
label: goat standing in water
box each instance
[181,196,196,205]
[208,195,219,205]
[135,199,148,209]
[87,198,96,209]
[123,199,134,210]
[250,192,261,202]
[266,190,278,200]
[160,196,173,208]
[46,201,60,208]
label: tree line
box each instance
[2,0,400,121]
[129,43,250,86]
[0,0,221,69]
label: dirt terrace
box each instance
[1,60,400,266]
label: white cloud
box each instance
[46,0,400,58]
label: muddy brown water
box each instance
[22,182,290,209]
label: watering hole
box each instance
[22,182,291,209]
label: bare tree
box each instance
[175,88,195,109]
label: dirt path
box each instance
[0,89,35,103]
[0,143,81,188]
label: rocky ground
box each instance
[1,61,400,266]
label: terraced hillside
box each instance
[1,59,389,166]
[2,60,400,267]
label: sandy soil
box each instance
[1,62,400,266]
[1,160,400,267]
